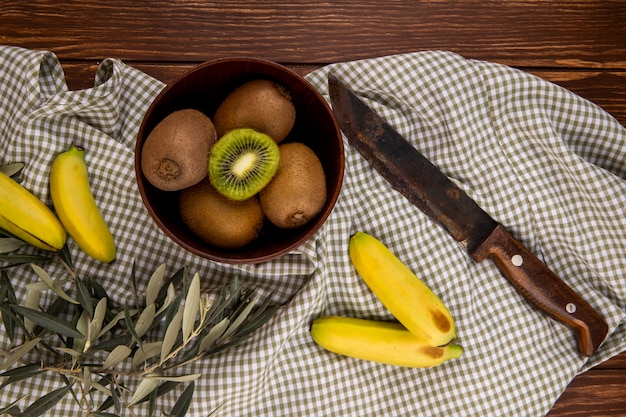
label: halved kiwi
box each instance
[208,128,280,200]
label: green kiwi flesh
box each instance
[208,128,280,201]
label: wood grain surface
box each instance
[1,1,625,415]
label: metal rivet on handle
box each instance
[511,254,523,266]
[566,303,577,313]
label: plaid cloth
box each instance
[1,45,625,416]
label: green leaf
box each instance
[24,288,42,333]
[111,384,122,413]
[0,363,42,377]
[44,294,71,324]
[210,305,278,355]
[31,264,79,305]
[0,363,43,389]
[0,393,27,415]
[95,394,115,412]
[100,345,132,370]
[182,272,200,342]
[56,347,82,357]
[156,266,186,305]
[91,334,133,353]
[234,304,278,338]
[230,275,241,299]
[170,382,195,417]
[220,297,257,341]
[89,298,107,343]
[56,374,79,406]
[135,380,180,405]
[0,304,31,342]
[57,243,74,270]
[12,305,83,339]
[144,373,201,382]
[131,260,140,307]
[148,387,157,417]
[161,308,183,363]
[146,263,166,307]
[135,303,156,338]
[128,376,160,406]
[97,309,131,339]
[155,283,176,317]
[0,338,41,371]
[92,373,113,394]
[21,384,72,417]
[0,253,50,268]
[131,341,162,370]
[82,366,92,395]
[24,281,52,292]
[0,270,12,299]
[124,304,142,346]
[88,280,109,308]
[199,317,230,353]
[73,310,89,352]
[164,294,182,326]
[0,271,18,341]
[75,277,94,316]
[0,237,26,254]
[76,310,88,336]
[0,162,24,177]
[203,285,237,326]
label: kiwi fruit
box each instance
[178,178,264,249]
[208,128,280,201]
[259,142,327,229]
[213,79,296,143]
[141,109,217,191]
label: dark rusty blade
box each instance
[328,73,497,253]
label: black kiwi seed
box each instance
[208,128,280,201]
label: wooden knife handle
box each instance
[471,224,608,356]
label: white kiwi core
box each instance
[232,152,259,178]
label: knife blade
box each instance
[328,73,608,356]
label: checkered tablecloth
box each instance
[1,45,625,416]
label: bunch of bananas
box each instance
[311,232,462,368]
[0,144,116,263]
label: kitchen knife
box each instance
[328,73,608,356]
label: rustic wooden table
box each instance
[1,1,625,415]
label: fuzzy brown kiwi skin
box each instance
[178,178,264,249]
[259,142,327,229]
[213,79,296,143]
[141,109,217,191]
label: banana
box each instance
[349,232,456,346]
[0,171,66,251]
[49,144,116,263]
[311,316,462,368]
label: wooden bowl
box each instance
[135,58,344,264]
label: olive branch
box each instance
[0,163,278,416]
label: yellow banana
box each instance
[349,232,456,346]
[50,144,116,263]
[0,171,66,251]
[311,316,462,368]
